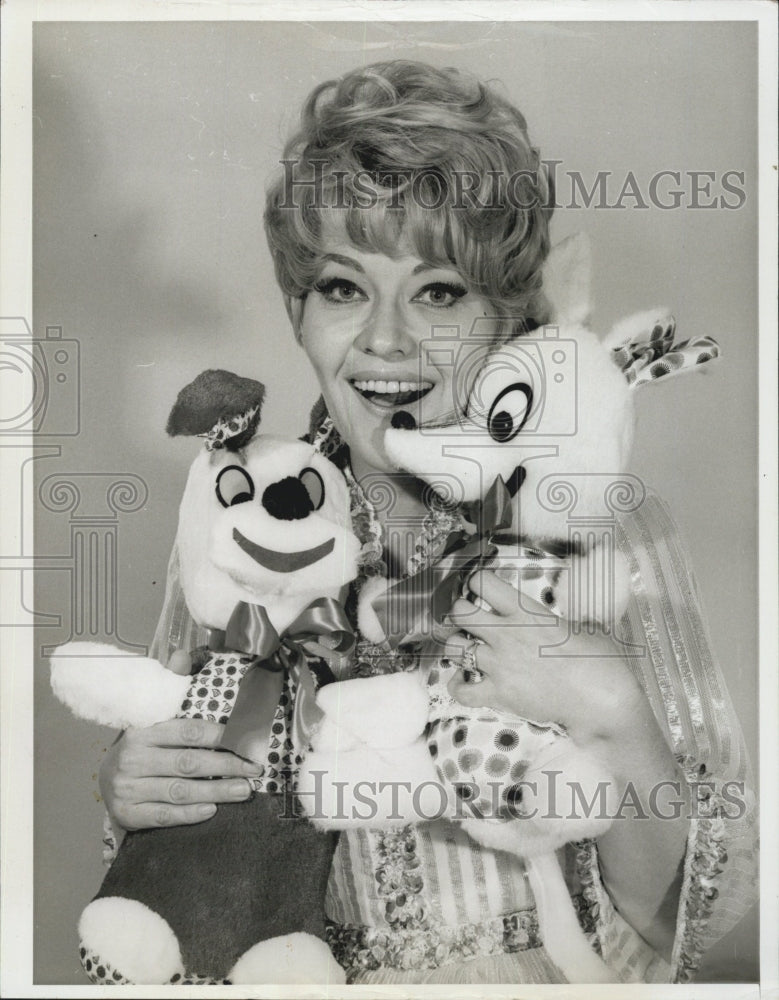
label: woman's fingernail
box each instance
[242,760,265,775]
[229,779,252,798]
[197,803,217,816]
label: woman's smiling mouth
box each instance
[349,378,434,409]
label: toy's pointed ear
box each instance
[540,233,592,326]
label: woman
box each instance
[98,61,756,984]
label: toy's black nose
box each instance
[262,476,314,520]
[391,410,417,430]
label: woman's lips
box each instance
[349,378,434,409]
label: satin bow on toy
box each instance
[214,597,354,765]
[215,596,355,667]
[372,476,513,649]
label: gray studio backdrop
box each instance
[32,20,758,984]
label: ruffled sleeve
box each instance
[580,492,758,982]
[149,540,209,663]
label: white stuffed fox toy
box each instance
[299,234,720,983]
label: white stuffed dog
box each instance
[50,370,361,985]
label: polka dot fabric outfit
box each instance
[177,651,300,794]
[426,660,566,822]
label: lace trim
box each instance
[326,906,543,980]
[341,455,464,681]
[671,764,732,983]
[573,839,610,957]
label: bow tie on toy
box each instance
[213,596,354,764]
[368,476,521,649]
[210,595,354,667]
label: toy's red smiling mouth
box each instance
[232,528,335,573]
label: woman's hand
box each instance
[99,650,261,833]
[445,569,646,748]
[446,569,691,959]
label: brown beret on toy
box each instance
[51,370,361,985]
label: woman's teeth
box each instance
[353,379,431,394]
[351,379,433,407]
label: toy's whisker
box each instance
[415,409,467,431]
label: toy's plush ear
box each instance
[166,369,266,451]
[540,233,592,327]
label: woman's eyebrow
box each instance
[412,262,460,275]
[321,253,365,273]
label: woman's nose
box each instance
[354,299,417,358]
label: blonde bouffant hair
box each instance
[264,60,555,337]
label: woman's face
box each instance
[297,234,501,478]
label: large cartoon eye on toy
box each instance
[299,467,325,511]
[216,465,255,507]
[467,349,537,439]
[486,382,533,443]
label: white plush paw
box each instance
[50,642,190,728]
[78,897,184,985]
[554,547,631,626]
[229,933,345,985]
[315,672,429,749]
[299,740,440,830]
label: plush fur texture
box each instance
[229,932,346,985]
[177,434,360,632]
[78,897,184,984]
[355,575,390,646]
[50,643,190,729]
[93,793,340,981]
[299,739,441,830]
[315,672,431,749]
[520,853,618,984]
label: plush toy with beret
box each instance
[299,235,720,983]
[50,370,361,985]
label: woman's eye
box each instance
[413,282,468,309]
[215,465,255,508]
[313,277,367,304]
